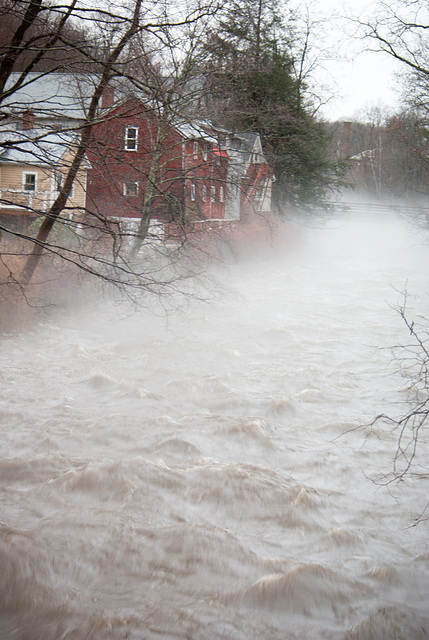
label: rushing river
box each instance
[1,210,429,639]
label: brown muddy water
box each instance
[1,211,429,639]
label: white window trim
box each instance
[255,186,264,202]
[201,184,206,202]
[54,171,74,198]
[23,172,37,192]
[123,181,139,197]
[210,185,216,202]
[190,183,196,201]
[124,126,139,151]
[219,186,224,202]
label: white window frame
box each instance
[254,186,264,203]
[201,184,206,202]
[55,171,74,198]
[190,183,196,201]
[219,186,224,202]
[210,185,216,202]
[23,172,37,192]
[55,171,63,192]
[124,126,139,151]
[123,181,139,197]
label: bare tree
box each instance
[367,296,429,491]
[114,16,220,258]
[200,0,344,211]
[360,1,429,73]
[358,0,429,114]
[0,0,221,301]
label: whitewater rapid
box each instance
[1,210,429,639]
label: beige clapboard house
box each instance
[0,74,92,232]
[0,130,88,230]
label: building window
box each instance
[123,182,139,197]
[23,172,36,191]
[193,141,198,159]
[255,186,264,202]
[55,172,74,198]
[210,185,216,202]
[124,126,138,151]
[55,171,62,191]
[219,186,224,202]
[190,183,196,201]
[201,185,206,202]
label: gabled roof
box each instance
[2,72,99,120]
[351,149,377,160]
[0,129,82,166]
[230,132,265,158]
[175,120,218,145]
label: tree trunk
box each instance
[19,0,144,284]
[129,119,167,258]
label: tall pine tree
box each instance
[202,0,342,211]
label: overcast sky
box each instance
[319,50,402,122]
[306,0,404,121]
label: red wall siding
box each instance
[182,141,228,220]
[86,99,184,220]
[86,99,228,223]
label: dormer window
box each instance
[124,126,138,151]
[193,141,198,159]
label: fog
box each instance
[1,209,429,639]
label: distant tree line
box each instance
[335,0,429,203]
[327,112,429,203]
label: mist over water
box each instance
[1,209,429,639]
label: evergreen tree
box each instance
[202,0,342,211]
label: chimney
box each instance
[101,86,115,110]
[342,121,352,158]
[22,110,34,130]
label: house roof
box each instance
[350,149,377,160]
[0,129,80,166]
[230,132,263,156]
[175,120,218,145]
[1,72,99,120]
